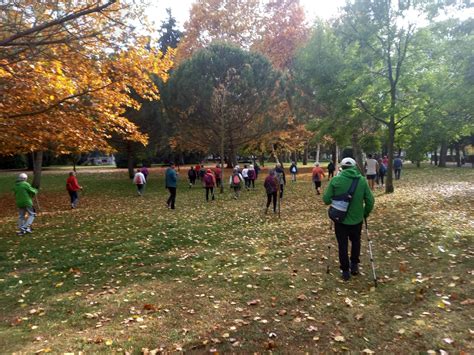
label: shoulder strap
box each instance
[348,178,359,196]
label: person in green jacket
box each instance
[323,157,374,281]
[165,163,178,209]
[12,173,38,235]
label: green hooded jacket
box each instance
[323,167,374,225]
[12,181,38,208]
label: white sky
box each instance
[148,0,347,29]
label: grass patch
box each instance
[0,165,473,353]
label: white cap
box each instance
[18,173,28,181]
[340,157,356,167]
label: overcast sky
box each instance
[147,0,348,29]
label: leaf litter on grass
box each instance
[0,166,473,353]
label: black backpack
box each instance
[328,178,359,223]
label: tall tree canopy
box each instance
[166,43,285,166]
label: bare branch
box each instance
[356,99,389,126]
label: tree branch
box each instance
[356,99,389,126]
[0,0,116,46]
[4,82,115,119]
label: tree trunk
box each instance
[416,160,421,168]
[316,143,321,163]
[433,150,438,166]
[126,141,135,178]
[439,140,448,167]
[385,121,395,194]
[259,153,265,167]
[351,132,364,175]
[31,151,43,189]
[303,145,308,165]
[292,151,297,163]
[455,144,461,167]
[335,144,339,171]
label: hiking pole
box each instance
[327,220,333,274]
[364,218,378,287]
[277,185,281,219]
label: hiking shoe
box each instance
[350,263,359,276]
[24,227,32,234]
[341,270,351,281]
[16,230,25,235]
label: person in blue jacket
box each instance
[165,163,178,209]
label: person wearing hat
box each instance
[203,168,216,201]
[12,173,38,235]
[323,157,374,281]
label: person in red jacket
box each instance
[264,170,279,214]
[203,169,216,201]
[66,171,83,209]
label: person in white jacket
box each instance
[133,169,146,196]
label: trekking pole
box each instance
[364,218,378,287]
[277,185,281,219]
[327,220,333,274]
[34,194,41,212]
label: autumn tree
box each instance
[166,43,284,172]
[0,1,174,187]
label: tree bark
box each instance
[455,144,461,167]
[351,132,364,175]
[303,145,308,165]
[31,151,43,189]
[385,121,395,194]
[439,140,448,167]
[126,141,135,178]
[316,143,321,163]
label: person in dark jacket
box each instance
[289,161,298,182]
[323,157,375,281]
[188,166,197,187]
[165,163,178,209]
[274,163,286,199]
[327,161,335,180]
[264,170,279,214]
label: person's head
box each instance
[216,164,220,168]
[269,169,275,176]
[249,164,254,169]
[276,163,281,168]
[136,168,141,173]
[384,155,387,159]
[244,164,247,168]
[233,167,239,173]
[170,162,175,169]
[190,166,194,170]
[368,154,372,159]
[340,157,357,170]
[69,171,76,176]
[206,169,212,174]
[314,162,319,167]
[17,173,28,181]
[201,164,204,168]
[292,161,295,165]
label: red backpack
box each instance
[232,174,241,185]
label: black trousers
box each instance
[205,187,214,201]
[279,184,284,199]
[335,222,362,272]
[167,187,176,209]
[266,191,277,212]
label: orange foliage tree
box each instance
[0,1,174,186]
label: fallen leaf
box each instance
[334,335,345,342]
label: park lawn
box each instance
[0,165,472,353]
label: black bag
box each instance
[328,178,359,223]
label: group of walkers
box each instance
[13,155,407,283]
[364,154,403,190]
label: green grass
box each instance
[0,164,473,353]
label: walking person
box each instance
[289,161,298,182]
[242,165,250,189]
[12,173,38,235]
[203,169,216,201]
[133,168,146,196]
[312,162,326,195]
[274,163,286,199]
[198,164,206,182]
[141,166,149,180]
[365,154,379,191]
[229,168,243,199]
[165,163,178,209]
[393,156,403,180]
[327,161,336,180]
[323,158,374,281]
[66,171,83,208]
[263,170,278,214]
[248,164,256,189]
[378,158,387,188]
[254,163,261,179]
[214,164,222,188]
[188,166,197,188]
